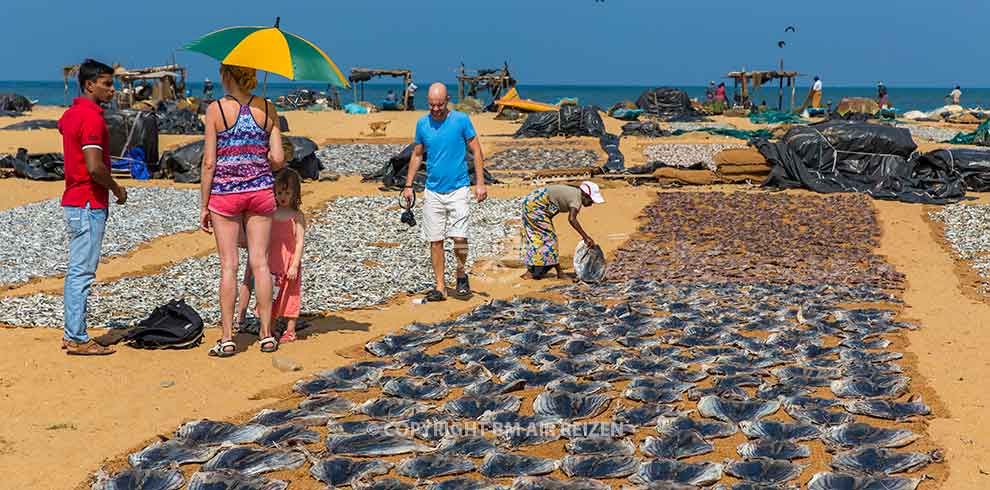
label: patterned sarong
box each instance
[521,188,560,267]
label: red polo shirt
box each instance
[59,97,110,208]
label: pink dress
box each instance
[269,215,301,318]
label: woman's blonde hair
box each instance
[220,64,258,92]
[274,168,302,211]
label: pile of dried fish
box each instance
[667,122,736,132]
[315,144,407,175]
[931,203,990,293]
[0,196,520,328]
[643,143,744,171]
[609,192,904,288]
[97,276,934,488]
[487,148,599,171]
[0,187,199,286]
[903,124,959,143]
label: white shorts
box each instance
[422,187,470,242]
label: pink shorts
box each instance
[208,189,276,217]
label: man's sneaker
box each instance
[455,275,471,299]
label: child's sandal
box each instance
[259,336,279,353]
[209,340,237,358]
[279,331,297,343]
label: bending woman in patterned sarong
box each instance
[520,181,605,279]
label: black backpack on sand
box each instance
[122,299,205,349]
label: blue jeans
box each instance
[63,205,107,343]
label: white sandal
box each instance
[259,336,278,353]
[209,339,237,357]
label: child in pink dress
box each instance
[268,168,306,343]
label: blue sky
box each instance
[4,0,984,87]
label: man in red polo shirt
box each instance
[58,59,127,355]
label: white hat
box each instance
[580,181,605,204]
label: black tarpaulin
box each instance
[635,87,702,121]
[916,148,990,192]
[513,105,606,138]
[363,143,498,192]
[755,120,965,204]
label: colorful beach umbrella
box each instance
[184,18,349,87]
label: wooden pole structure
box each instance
[778,59,784,111]
[790,76,796,112]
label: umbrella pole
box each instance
[262,71,269,99]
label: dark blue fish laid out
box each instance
[128,440,221,469]
[93,468,184,490]
[327,419,390,434]
[807,472,922,490]
[510,476,611,490]
[724,458,805,484]
[297,394,355,414]
[354,398,428,419]
[565,437,636,455]
[397,454,476,479]
[354,478,416,490]
[830,375,911,399]
[822,423,920,450]
[174,420,266,446]
[382,377,451,400]
[737,440,812,460]
[427,477,506,490]
[464,379,526,397]
[319,365,386,383]
[293,375,368,396]
[546,379,612,395]
[739,420,821,441]
[829,447,933,475]
[640,431,714,459]
[841,397,931,421]
[612,403,687,427]
[697,396,780,424]
[326,432,433,456]
[310,458,393,487]
[256,424,321,447]
[628,459,724,486]
[533,391,611,420]
[560,454,640,478]
[444,395,523,420]
[481,411,561,448]
[187,470,288,490]
[503,368,576,387]
[560,421,635,439]
[656,416,738,439]
[200,447,305,475]
[397,412,457,442]
[248,408,330,427]
[436,435,499,457]
[478,452,559,478]
[366,331,446,357]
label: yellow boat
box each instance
[495,87,557,113]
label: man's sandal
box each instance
[65,340,114,356]
[425,289,446,302]
[260,337,279,353]
[208,340,237,358]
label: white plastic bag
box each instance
[574,241,607,283]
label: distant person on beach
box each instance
[705,81,716,102]
[403,83,487,302]
[811,76,823,108]
[200,64,284,358]
[877,82,889,108]
[385,89,397,103]
[203,78,214,99]
[950,86,962,105]
[521,182,604,280]
[58,59,127,356]
[406,80,418,110]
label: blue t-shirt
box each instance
[414,110,477,193]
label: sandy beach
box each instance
[1,106,988,490]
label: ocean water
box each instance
[4,80,989,113]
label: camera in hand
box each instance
[400,208,416,227]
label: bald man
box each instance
[403,83,487,301]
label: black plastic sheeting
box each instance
[159,140,204,183]
[635,87,702,121]
[0,93,33,113]
[1,120,58,130]
[1,148,63,180]
[514,105,606,138]
[159,136,321,183]
[363,143,498,192]
[105,110,159,168]
[916,148,990,192]
[599,133,624,173]
[755,120,965,204]
[621,121,670,137]
[284,136,322,180]
[157,109,204,135]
